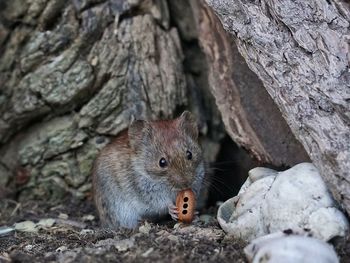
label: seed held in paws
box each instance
[176,189,196,223]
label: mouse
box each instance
[92,111,205,229]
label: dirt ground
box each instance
[0,197,349,263]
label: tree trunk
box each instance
[192,0,310,166]
[206,0,350,213]
[0,0,314,203]
[0,0,222,200]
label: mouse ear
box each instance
[177,111,198,140]
[128,120,151,150]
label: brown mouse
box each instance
[92,111,205,229]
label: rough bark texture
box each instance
[206,0,350,213]
[0,0,222,200]
[0,0,317,203]
[192,0,309,166]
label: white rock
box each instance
[95,237,134,252]
[82,214,95,221]
[56,246,68,253]
[167,234,180,243]
[37,218,55,228]
[142,247,154,258]
[24,244,34,252]
[244,231,339,263]
[139,221,152,234]
[14,221,37,233]
[113,239,134,252]
[217,163,349,242]
[79,229,95,235]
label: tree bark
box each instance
[192,0,309,166]
[0,0,314,202]
[206,0,350,213]
[0,0,221,200]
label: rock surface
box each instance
[244,230,339,263]
[217,163,349,242]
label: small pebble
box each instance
[139,222,151,234]
[156,230,168,236]
[142,247,154,257]
[56,246,67,253]
[199,214,213,224]
[167,234,179,243]
[80,229,95,235]
[58,213,69,220]
[24,245,34,252]
[82,215,95,221]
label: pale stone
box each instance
[217,163,349,242]
[244,231,339,263]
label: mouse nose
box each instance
[173,174,192,189]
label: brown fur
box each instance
[92,111,205,229]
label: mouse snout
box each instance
[171,173,194,189]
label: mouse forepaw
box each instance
[168,204,179,221]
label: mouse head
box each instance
[128,111,203,190]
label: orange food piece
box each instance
[176,189,196,223]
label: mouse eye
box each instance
[159,157,168,168]
[186,150,192,160]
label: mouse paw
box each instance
[168,204,179,221]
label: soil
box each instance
[0,197,246,263]
[0,197,349,263]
